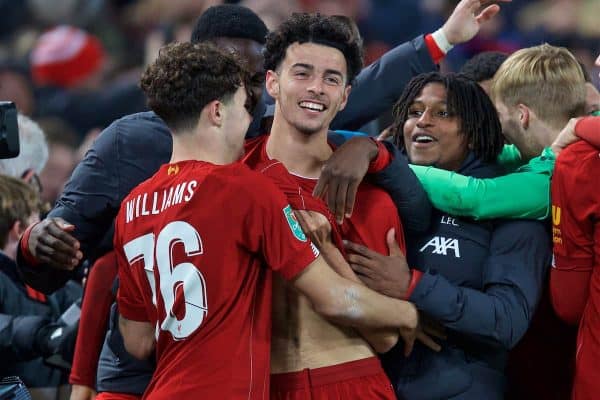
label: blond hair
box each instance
[0,174,41,247]
[491,44,586,129]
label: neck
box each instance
[522,120,562,161]
[266,114,332,178]
[170,128,237,166]
[1,243,16,262]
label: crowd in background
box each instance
[0,1,599,400]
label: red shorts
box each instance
[96,393,141,400]
[270,357,395,399]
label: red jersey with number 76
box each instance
[115,160,319,400]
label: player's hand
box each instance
[28,218,82,270]
[551,117,581,156]
[442,0,511,46]
[69,384,97,400]
[294,210,333,249]
[313,136,379,224]
[346,229,411,299]
[398,305,441,357]
[377,125,394,141]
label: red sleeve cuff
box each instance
[367,140,392,173]
[405,269,423,300]
[425,34,445,65]
[575,117,600,149]
[20,222,40,266]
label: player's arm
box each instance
[412,220,549,349]
[409,148,554,220]
[295,210,400,353]
[573,116,600,148]
[331,0,509,131]
[549,148,597,324]
[17,114,169,294]
[318,135,432,232]
[114,214,155,361]
[118,316,154,360]
[69,252,118,389]
[291,255,420,350]
[348,220,550,349]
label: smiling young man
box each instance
[239,13,421,399]
[115,41,426,400]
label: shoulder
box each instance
[215,163,284,197]
[95,111,170,151]
[556,141,599,169]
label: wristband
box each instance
[367,139,392,173]
[20,221,40,266]
[404,269,424,300]
[431,28,454,54]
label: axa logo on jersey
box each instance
[420,236,461,258]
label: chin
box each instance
[295,124,323,136]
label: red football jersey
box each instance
[243,136,406,257]
[551,140,600,400]
[115,160,319,400]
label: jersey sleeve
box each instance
[114,211,149,322]
[496,144,524,171]
[409,148,553,220]
[550,143,600,323]
[575,117,600,149]
[244,175,320,281]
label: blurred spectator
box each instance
[36,117,79,206]
[27,0,105,27]
[0,174,81,400]
[581,62,600,116]
[30,25,147,138]
[240,0,300,30]
[0,114,48,180]
[30,26,106,90]
[518,0,600,41]
[0,61,36,116]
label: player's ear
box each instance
[337,84,351,112]
[517,103,531,130]
[265,70,280,100]
[206,99,224,127]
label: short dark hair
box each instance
[460,51,508,83]
[140,42,250,133]
[191,5,269,45]
[392,72,504,164]
[263,13,363,84]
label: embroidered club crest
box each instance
[283,205,306,242]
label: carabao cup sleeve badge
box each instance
[283,205,307,242]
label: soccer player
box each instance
[117,40,422,400]
[18,0,506,288]
[238,13,420,399]
[550,114,600,400]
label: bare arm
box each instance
[295,210,399,353]
[291,253,421,355]
[118,315,155,360]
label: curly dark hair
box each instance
[391,72,504,164]
[140,42,252,132]
[263,13,363,84]
[460,51,508,83]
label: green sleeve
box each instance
[496,144,524,171]
[409,148,555,220]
